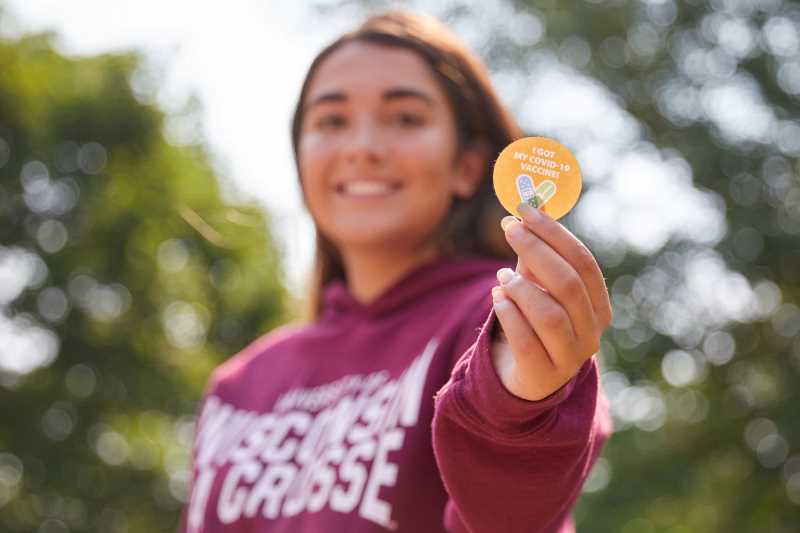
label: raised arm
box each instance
[432,203,614,532]
[432,306,611,532]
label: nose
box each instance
[343,117,386,165]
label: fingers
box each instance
[503,220,598,347]
[496,268,585,373]
[517,203,613,328]
[491,286,556,381]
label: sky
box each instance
[1,0,338,293]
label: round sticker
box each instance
[492,136,582,220]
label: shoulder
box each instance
[436,258,511,347]
[446,257,511,316]
[205,321,308,395]
[441,256,510,290]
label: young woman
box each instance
[180,10,613,533]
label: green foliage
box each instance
[496,1,800,531]
[0,30,286,532]
[319,0,799,529]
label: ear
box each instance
[452,139,491,199]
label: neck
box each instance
[340,244,440,305]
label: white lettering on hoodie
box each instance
[186,338,438,532]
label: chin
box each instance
[325,222,411,250]
[335,231,404,250]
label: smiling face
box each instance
[297,40,484,257]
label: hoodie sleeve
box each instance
[432,301,613,533]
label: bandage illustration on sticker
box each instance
[493,137,582,221]
[515,174,535,205]
[533,180,556,208]
[516,174,557,209]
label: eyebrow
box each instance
[303,87,435,112]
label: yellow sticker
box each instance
[492,136,582,220]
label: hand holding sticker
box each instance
[492,136,582,220]
[489,136,612,402]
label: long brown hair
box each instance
[290,10,523,321]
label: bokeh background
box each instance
[1,0,799,531]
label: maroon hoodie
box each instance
[179,256,613,533]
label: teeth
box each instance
[342,181,393,196]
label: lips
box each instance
[336,179,402,196]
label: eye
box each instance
[395,112,425,127]
[316,114,347,129]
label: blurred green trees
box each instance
[0,28,286,532]
[486,0,799,531]
[2,0,799,532]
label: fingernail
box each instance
[517,201,540,218]
[491,286,505,303]
[517,201,531,214]
[500,215,518,232]
[496,267,515,285]
[520,201,549,223]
